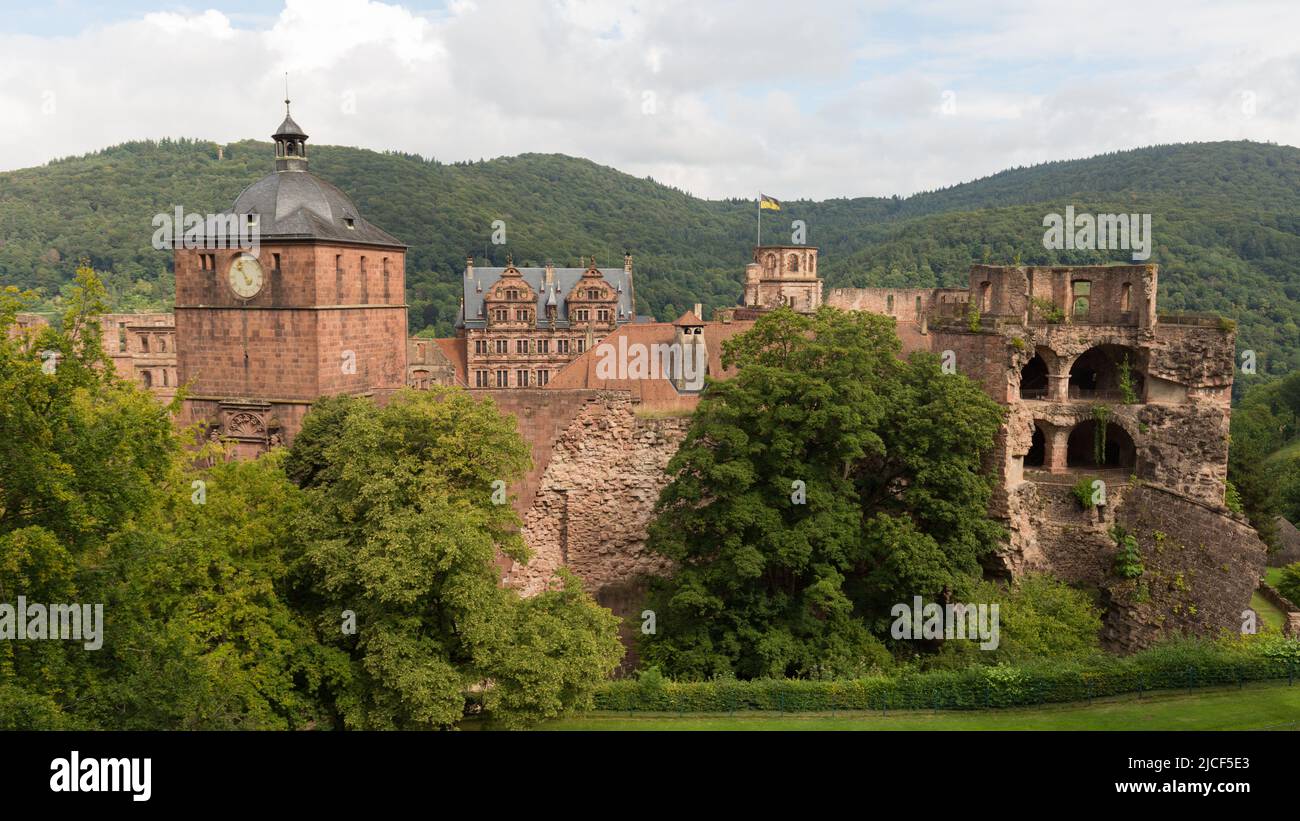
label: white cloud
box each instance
[1,0,1299,199]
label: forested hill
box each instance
[1,138,1297,375]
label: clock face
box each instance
[228,255,265,299]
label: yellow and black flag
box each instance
[759,193,782,211]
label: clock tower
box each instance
[175,101,408,458]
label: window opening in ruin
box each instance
[1072,280,1091,317]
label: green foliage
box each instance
[1071,475,1098,509]
[640,306,1005,680]
[2,283,620,730]
[0,269,351,729]
[1092,405,1111,465]
[1030,297,1065,323]
[594,636,1300,712]
[1117,355,1138,404]
[1110,525,1145,579]
[1225,480,1244,514]
[1227,372,1300,547]
[1277,563,1300,607]
[287,388,622,728]
[966,300,981,332]
[935,575,1102,666]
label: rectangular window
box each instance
[515,309,530,322]
[495,339,508,354]
[118,323,127,353]
[272,253,281,272]
[537,369,549,386]
[496,370,508,387]
[574,309,589,322]
[139,335,149,353]
[576,338,585,353]
[474,340,488,355]
[557,339,569,354]
[597,309,610,322]
[493,308,508,322]
[475,370,489,387]
[516,339,529,354]
[336,255,344,304]
[516,369,529,387]
[537,339,549,354]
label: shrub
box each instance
[1277,562,1300,607]
[594,637,1298,713]
[1118,355,1138,404]
[1072,475,1099,509]
[1110,525,1145,579]
[1031,297,1064,323]
[1225,480,1244,514]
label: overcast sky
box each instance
[2,0,1299,199]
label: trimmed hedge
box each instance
[594,640,1300,713]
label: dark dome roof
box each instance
[229,170,403,247]
[274,113,307,139]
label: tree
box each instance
[640,306,1006,679]
[0,269,178,727]
[287,388,621,728]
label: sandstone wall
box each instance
[485,389,618,517]
[1105,486,1265,651]
[509,394,689,597]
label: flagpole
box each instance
[757,194,761,247]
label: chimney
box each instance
[624,251,633,273]
[465,254,474,279]
[545,261,554,287]
[694,303,703,320]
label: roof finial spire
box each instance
[284,72,291,115]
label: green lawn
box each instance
[1252,591,1287,632]
[532,682,1300,731]
[1265,567,1285,588]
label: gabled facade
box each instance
[458,254,637,389]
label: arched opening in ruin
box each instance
[1020,354,1049,399]
[1066,420,1136,469]
[1025,424,1046,467]
[1068,344,1144,401]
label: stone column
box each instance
[1048,374,1070,403]
[1045,426,1071,473]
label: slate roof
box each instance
[225,170,404,247]
[274,113,307,138]
[458,265,635,330]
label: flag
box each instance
[759,194,781,211]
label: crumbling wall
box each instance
[485,388,614,516]
[1103,485,1266,651]
[510,395,689,597]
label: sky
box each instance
[1,0,1298,199]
